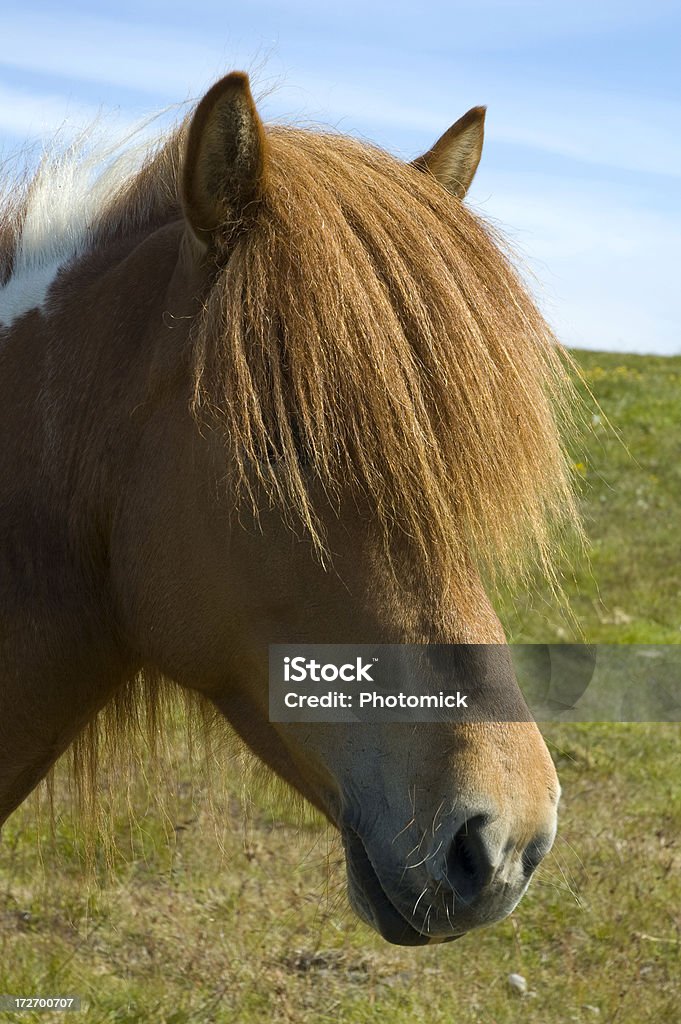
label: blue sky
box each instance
[1,1,679,354]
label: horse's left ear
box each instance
[412,106,486,199]
[182,72,268,246]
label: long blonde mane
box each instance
[189,126,579,603]
[2,114,579,603]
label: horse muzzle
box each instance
[341,808,557,945]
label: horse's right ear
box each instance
[182,72,268,247]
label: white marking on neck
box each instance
[0,259,68,327]
[0,123,167,329]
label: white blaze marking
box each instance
[0,122,167,329]
[0,260,67,326]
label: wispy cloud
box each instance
[0,0,678,353]
[0,84,110,144]
[0,11,276,100]
[476,175,680,354]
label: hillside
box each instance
[501,349,681,643]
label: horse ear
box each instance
[182,72,268,246]
[412,107,486,199]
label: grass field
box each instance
[1,350,680,1023]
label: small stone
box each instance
[507,973,527,994]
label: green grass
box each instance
[1,350,680,1023]
[501,350,681,644]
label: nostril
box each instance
[445,815,492,903]
[521,833,554,877]
[521,848,542,876]
[454,831,478,880]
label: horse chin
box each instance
[342,827,462,947]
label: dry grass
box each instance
[1,721,679,1023]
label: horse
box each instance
[0,72,578,946]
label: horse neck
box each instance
[0,220,192,532]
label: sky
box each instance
[1,1,679,354]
